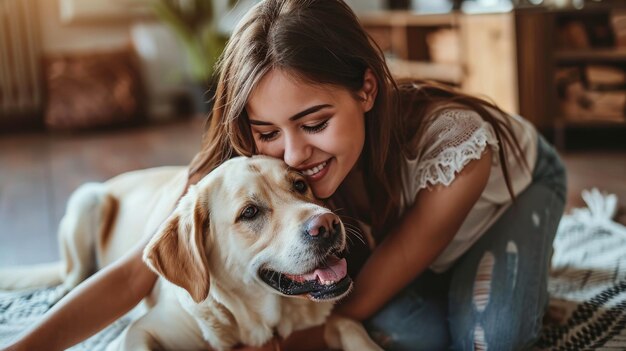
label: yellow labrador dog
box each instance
[0,156,380,351]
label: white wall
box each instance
[36,0,133,54]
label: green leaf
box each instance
[151,0,233,82]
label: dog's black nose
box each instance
[304,213,340,240]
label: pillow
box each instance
[44,47,145,131]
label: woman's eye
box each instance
[258,131,278,142]
[302,120,329,134]
[241,205,259,219]
[294,179,308,193]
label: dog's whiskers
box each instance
[344,230,362,248]
[345,233,355,246]
[343,225,362,236]
[346,229,365,243]
[343,222,362,232]
[329,209,369,244]
[331,210,362,224]
[345,227,366,246]
[343,222,364,233]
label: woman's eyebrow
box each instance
[249,104,332,125]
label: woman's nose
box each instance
[283,134,312,168]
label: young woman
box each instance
[4,0,566,350]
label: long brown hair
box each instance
[188,0,527,236]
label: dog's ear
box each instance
[143,188,211,303]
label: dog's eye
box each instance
[241,205,259,220]
[294,179,308,193]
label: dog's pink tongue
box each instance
[303,256,347,283]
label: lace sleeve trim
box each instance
[416,110,499,190]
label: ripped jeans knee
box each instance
[450,234,548,350]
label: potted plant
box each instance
[152,0,235,113]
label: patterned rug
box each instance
[1,189,625,350]
[0,285,137,350]
[535,189,626,350]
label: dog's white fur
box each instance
[0,156,380,351]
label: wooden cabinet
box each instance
[515,9,556,131]
[360,7,626,148]
[359,11,520,117]
[516,7,626,147]
[461,13,519,118]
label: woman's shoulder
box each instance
[426,105,484,127]
[398,104,500,191]
[416,105,499,153]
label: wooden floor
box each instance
[1,117,625,266]
[0,118,204,266]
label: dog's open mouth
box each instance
[259,255,352,300]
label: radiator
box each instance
[0,0,43,121]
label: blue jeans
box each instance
[365,135,567,351]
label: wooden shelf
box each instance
[358,11,459,27]
[360,11,518,114]
[554,49,626,63]
[386,58,464,84]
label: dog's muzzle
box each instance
[259,255,352,300]
[259,213,352,300]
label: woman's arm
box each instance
[337,148,493,320]
[4,240,157,351]
[276,149,493,351]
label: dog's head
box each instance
[144,156,352,303]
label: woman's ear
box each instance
[358,68,378,113]
[143,189,210,303]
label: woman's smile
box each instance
[300,158,332,182]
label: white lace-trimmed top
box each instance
[399,107,538,272]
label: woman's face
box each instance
[246,69,377,199]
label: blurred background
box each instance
[0,0,625,265]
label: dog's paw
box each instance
[324,315,382,351]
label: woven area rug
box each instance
[0,285,138,350]
[1,189,625,350]
[535,189,626,350]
